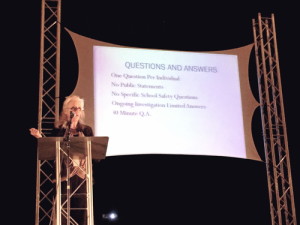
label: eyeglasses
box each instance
[70,107,83,112]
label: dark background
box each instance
[4,1,299,224]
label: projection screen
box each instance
[66,28,261,161]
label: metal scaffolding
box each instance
[36,0,61,224]
[38,0,61,135]
[252,13,297,225]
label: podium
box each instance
[36,137,109,225]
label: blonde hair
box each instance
[55,95,85,128]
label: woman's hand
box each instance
[29,128,43,138]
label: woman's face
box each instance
[65,99,83,120]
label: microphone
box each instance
[70,111,75,119]
[64,111,74,142]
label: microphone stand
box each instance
[63,111,74,225]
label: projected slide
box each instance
[93,46,246,158]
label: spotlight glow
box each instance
[102,210,118,222]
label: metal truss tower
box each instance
[252,13,297,225]
[36,0,61,224]
[38,0,61,134]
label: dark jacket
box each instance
[51,123,94,137]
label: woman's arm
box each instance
[29,128,43,138]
